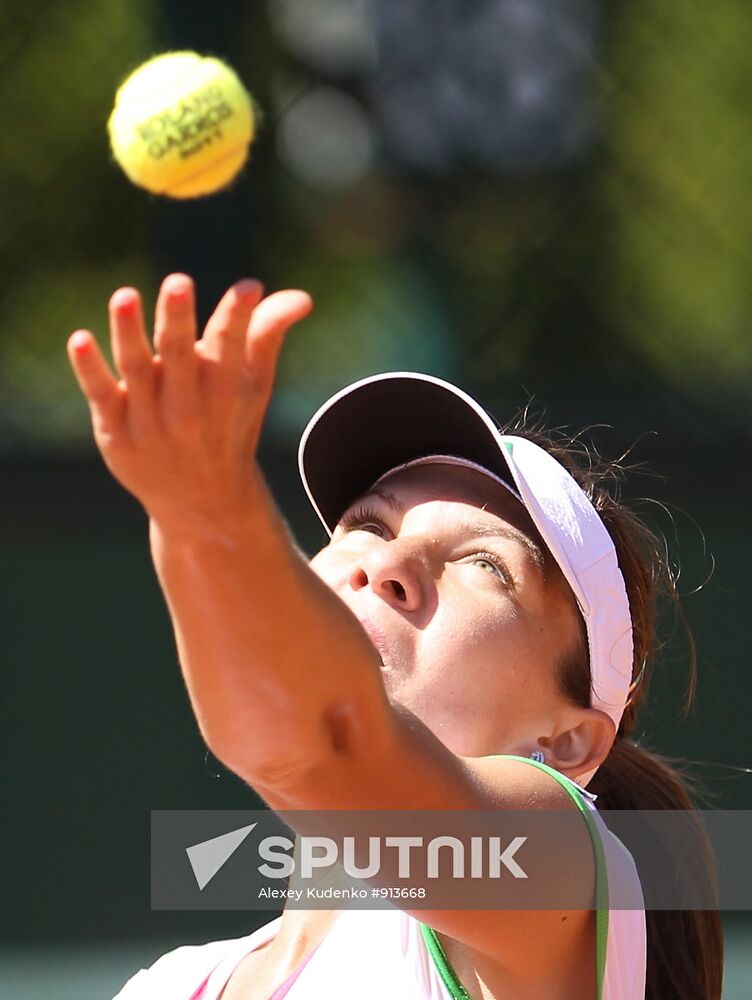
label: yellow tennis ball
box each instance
[108,51,256,199]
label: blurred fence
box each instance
[1,0,751,444]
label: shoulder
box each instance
[112,939,238,999]
[112,922,279,999]
[461,752,594,810]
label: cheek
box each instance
[428,602,524,676]
[309,548,338,583]
[429,602,557,704]
[309,545,359,590]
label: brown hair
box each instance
[505,418,724,1000]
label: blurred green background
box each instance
[1,0,750,996]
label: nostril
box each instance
[388,579,407,601]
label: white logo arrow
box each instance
[186,823,257,890]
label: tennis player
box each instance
[67,274,723,999]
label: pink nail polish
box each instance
[70,331,90,354]
[169,285,190,305]
[238,280,262,305]
[113,291,137,316]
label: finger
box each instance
[67,330,125,437]
[244,289,313,394]
[153,273,199,424]
[198,279,264,371]
[108,287,158,435]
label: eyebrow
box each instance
[366,488,404,514]
[355,488,546,570]
[458,522,545,570]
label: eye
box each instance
[465,551,510,584]
[338,504,388,537]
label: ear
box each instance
[537,708,615,782]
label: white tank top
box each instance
[113,758,646,1000]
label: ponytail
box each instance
[590,737,708,811]
[504,418,725,1000]
[590,740,724,1000]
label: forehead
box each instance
[356,463,544,546]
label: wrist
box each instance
[147,464,272,550]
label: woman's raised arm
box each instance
[67,273,386,784]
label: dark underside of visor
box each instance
[302,377,514,531]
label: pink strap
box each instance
[267,944,322,1000]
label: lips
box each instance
[356,616,392,669]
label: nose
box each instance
[348,538,426,612]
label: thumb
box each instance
[245,289,313,390]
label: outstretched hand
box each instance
[67,273,313,529]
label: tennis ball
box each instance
[108,51,256,199]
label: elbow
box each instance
[200,705,342,788]
[205,697,383,800]
[208,735,322,794]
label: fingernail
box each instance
[168,284,190,305]
[70,331,90,354]
[237,279,263,304]
[112,289,137,316]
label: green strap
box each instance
[418,754,609,1000]
[420,922,473,1000]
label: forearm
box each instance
[148,468,391,786]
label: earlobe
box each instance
[539,709,615,781]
